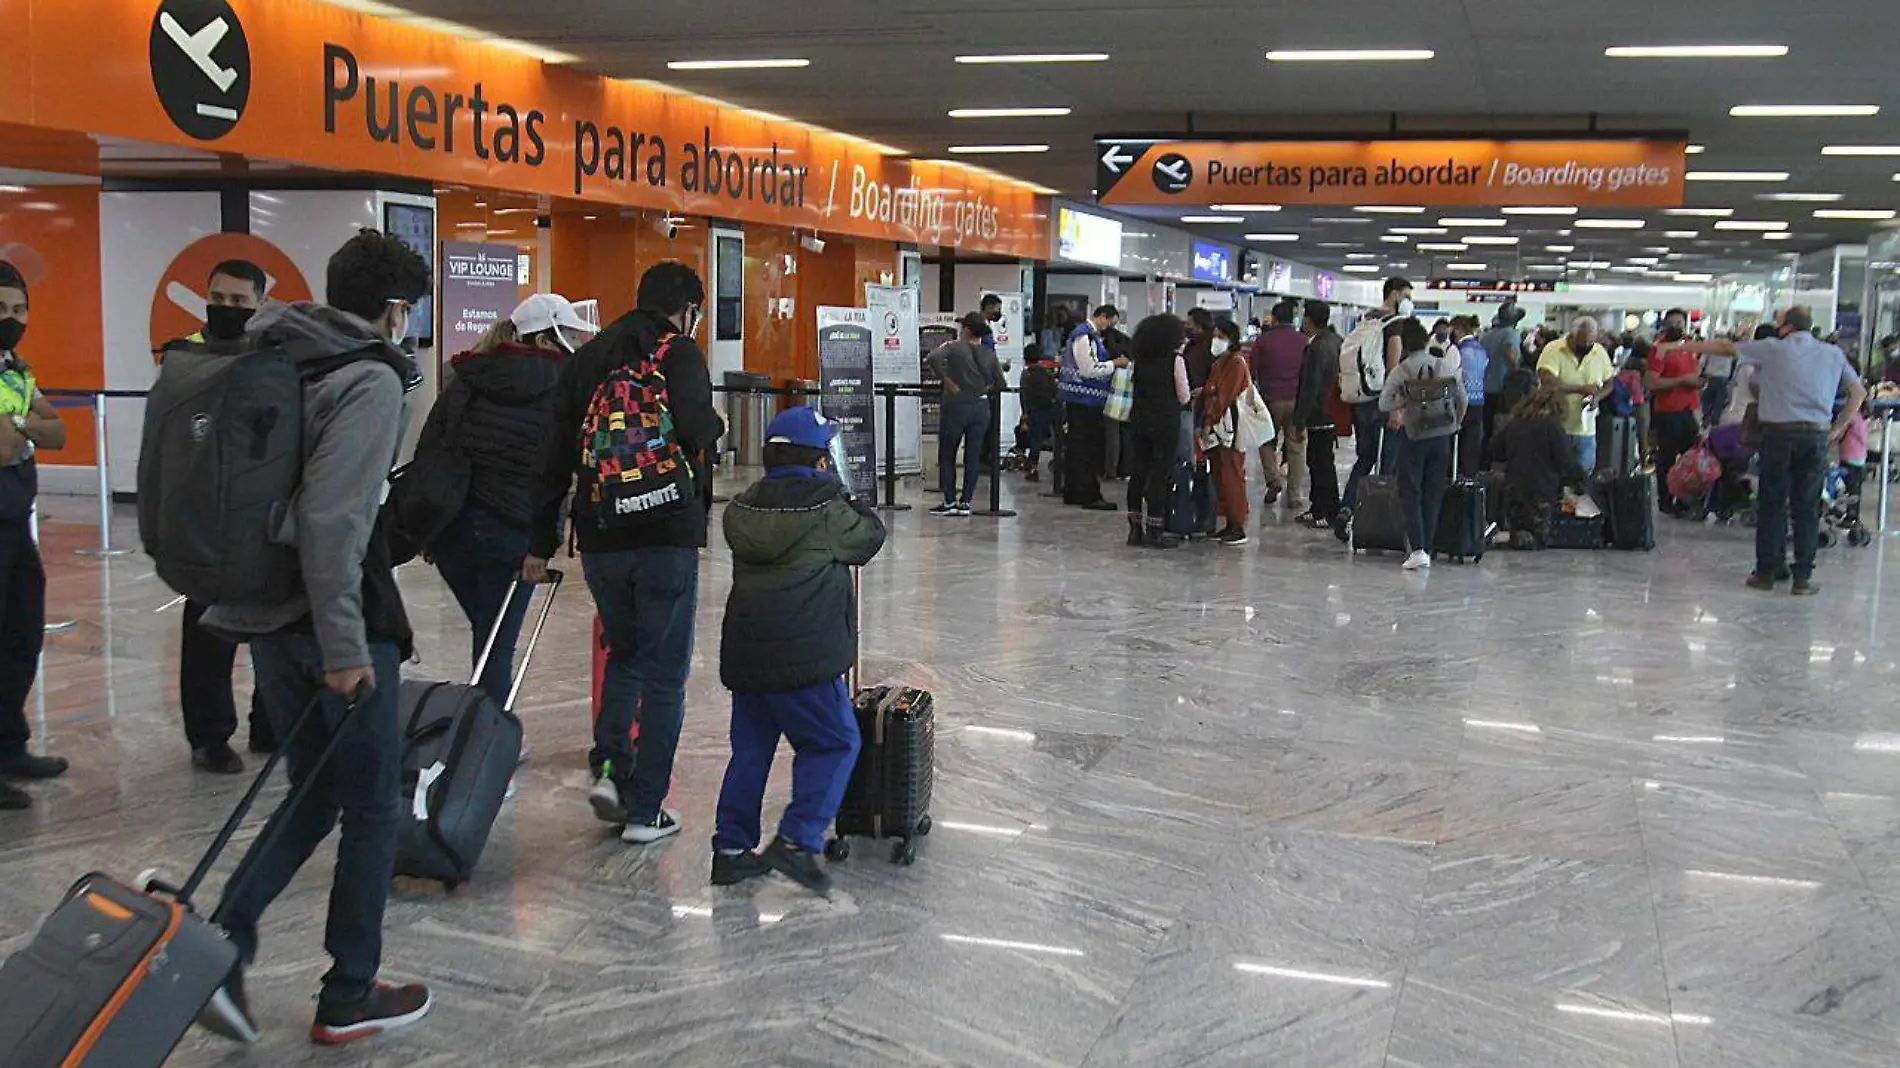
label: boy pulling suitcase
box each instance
[711,407,887,894]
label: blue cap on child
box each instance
[764,406,839,450]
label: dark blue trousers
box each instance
[713,677,861,855]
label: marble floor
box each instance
[5,471,1900,1068]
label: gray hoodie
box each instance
[204,301,413,672]
[1378,348,1468,441]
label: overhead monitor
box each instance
[1057,206,1123,269]
[1191,241,1232,284]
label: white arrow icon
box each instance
[1100,143,1136,174]
[160,12,238,93]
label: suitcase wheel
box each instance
[916,815,933,836]
[893,840,918,866]
[824,838,850,863]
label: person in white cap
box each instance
[398,293,598,707]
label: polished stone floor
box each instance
[5,470,1900,1068]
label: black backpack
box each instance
[138,335,378,607]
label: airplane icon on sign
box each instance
[159,12,239,95]
[1154,158,1189,184]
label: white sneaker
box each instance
[1402,550,1431,571]
[621,809,683,845]
[588,775,627,825]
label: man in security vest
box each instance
[1059,303,1124,510]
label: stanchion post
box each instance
[76,392,129,557]
[970,386,1017,519]
[1881,409,1894,533]
[1044,404,1066,498]
[877,383,910,513]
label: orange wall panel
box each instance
[0,186,102,465]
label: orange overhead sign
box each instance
[2,0,1048,259]
[1095,138,1688,208]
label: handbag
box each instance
[1231,382,1276,451]
[1104,364,1135,422]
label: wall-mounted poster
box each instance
[866,283,922,474]
[439,241,523,354]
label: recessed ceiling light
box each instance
[1265,49,1434,62]
[1730,104,1879,117]
[945,144,1049,154]
[1346,253,1379,259]
[1608,264,1651,272]
[1181,215,1244,224]
[1686,144,1706,154]
[667,58,810,70]
[1440,217,1508,227]
[1389,227,1448,235]
[1379,235,1410,243]
[1312,217,1374,224]
[582,214,598,220]
[1547,244,1576,252]
[1764,232,1794,240]
[1820,145,1900,156]
[1664,230,1700,238]
[1464,236,1520,245]
[1758,192,1843,201]
[1209,204,1282,212]
[948,107,1071,119]
[955,53,1109,64]
[1687,171,1789,182]
[1628,257,1661,264]
[1444,262,1487,271]
[1341,265,1381,272]
[1665,207,1736,216]
[1816,209,1898,220]
[1416,243,1469,251]
[1642,246,1672,253]
[1318,242,1358,248]
[1713,219,1790,230]
[1675,272,1715,281]
[1386,262,1412,269]
[1606,45,1788,59]
[1246,233,1299,241]
[1354,205,1427,214]
[1575,219,1647,229]
[1501,206,1580,215]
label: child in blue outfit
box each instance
[711,406,887,894]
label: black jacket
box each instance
[1020,364,1058,411]
[1129,351,1182,433]
[719,471,887,694]
[1294,327,1343,430]
[530,310,724,557]
[1491,412,1581,501]
[419,342,566,530]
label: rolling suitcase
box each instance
[827,685,936,866]
[1165,457,1218,538]
[1599,472,1657,551]
[1547,506,1606,549]
[1434,478,1489,563]
[395,572,562,888]
[1348,474,1408,553]
[0,694,357,1065]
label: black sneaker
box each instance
[192,742,245,776]
[0,753,68,780]
[1082,499,1119,512]
[762,835,833,895]
[0,780,29,810]
[310,981,432,1046]
[1217,527,1249,547]
[246,731,278,756]
[198,963,261,1044]
[928,502,959,517]
[711,850,772,886]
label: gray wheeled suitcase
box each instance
[828,685,936,866]
[396,572,562,888]
[0,694,358,1065]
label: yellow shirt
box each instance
[1536,339,1614,436]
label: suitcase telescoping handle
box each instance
[472,569,564,714]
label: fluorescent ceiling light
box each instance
[1758,192,1842,201]
[1312,217,1373,224]
[1575,218,1646,229]
[1386,262,1411,269]
[1415,242,1468,251]
[1606,44,1788,59]
[667,58,809,70]
[1389,227,1447,235]
[1664,230,1700,238]
[1439,217,1507,227]
[1665,207,1735,216]
[1444,262,1488,271]
[1731,104,1879,117]
[1608,264,1650,272]
[1571,261,1613,269]
[1713,219,1789,230]
[1246,233,1299,241]
[1345,253,1379,259]
[1501,206,1579,215]
[1209,204,1281,212]
[945,144,1049,155]
[948,107,1070,119]
[1354,205,1427,214]
[1817,208,1898,219]
[1379,235,1410,243]
[1528,264,1564,271]
[1687,171,1789,182]
[1181,215,1245,224]
[1342,265,1380,272]
[1687,144,1706,154]
[1764,232,1794,240]
[1265,49,1434,62]
[1821,145,1900,156]
[1317,242,1358,248]
[1464,235,1519,245]
[1546,244,1577,252]
[955,53,1108,64]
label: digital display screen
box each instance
[1058,207,1123,269]
[1191,242,1231,284]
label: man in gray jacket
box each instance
[200,230,434,1047]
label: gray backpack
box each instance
[137,336,371,607]
[1405,359,1461,433]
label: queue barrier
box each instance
[41,389,149,557]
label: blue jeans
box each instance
[217,633,402,1006]
[1571,433,1598,475]
[1024,407,1054,463]
[1396,433,1453,554]
[1343,401,1385,510]
[582,547,698,822]
[939,401,990,504]
[431,506,532,708]
[713,677,861,855]
[1756,427,1828,581]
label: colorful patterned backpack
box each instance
[580,335,693,529]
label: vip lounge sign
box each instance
[1096,137,1688,208]
[439,242,522,348]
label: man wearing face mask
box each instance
[526,261,723,847]
[198,229,435,1043]
[0,260,69,811]
[1535,316,1614,474]
[176,259,277,774]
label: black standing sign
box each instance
[816,308,878,497]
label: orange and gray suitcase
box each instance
[0,693,358,1066]
[827,685,935,866]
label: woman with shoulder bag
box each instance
[1200,320,1262,546]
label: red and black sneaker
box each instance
[310,981,432,1046]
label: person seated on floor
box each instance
[711,406,887,895]
[1489,386,1583,550]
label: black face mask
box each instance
[0,318,23,353]
[203,304,255,342]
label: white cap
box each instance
[511,293,600,339]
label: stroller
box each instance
[1698,422,1756,525]
[1821,464,1873,548]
